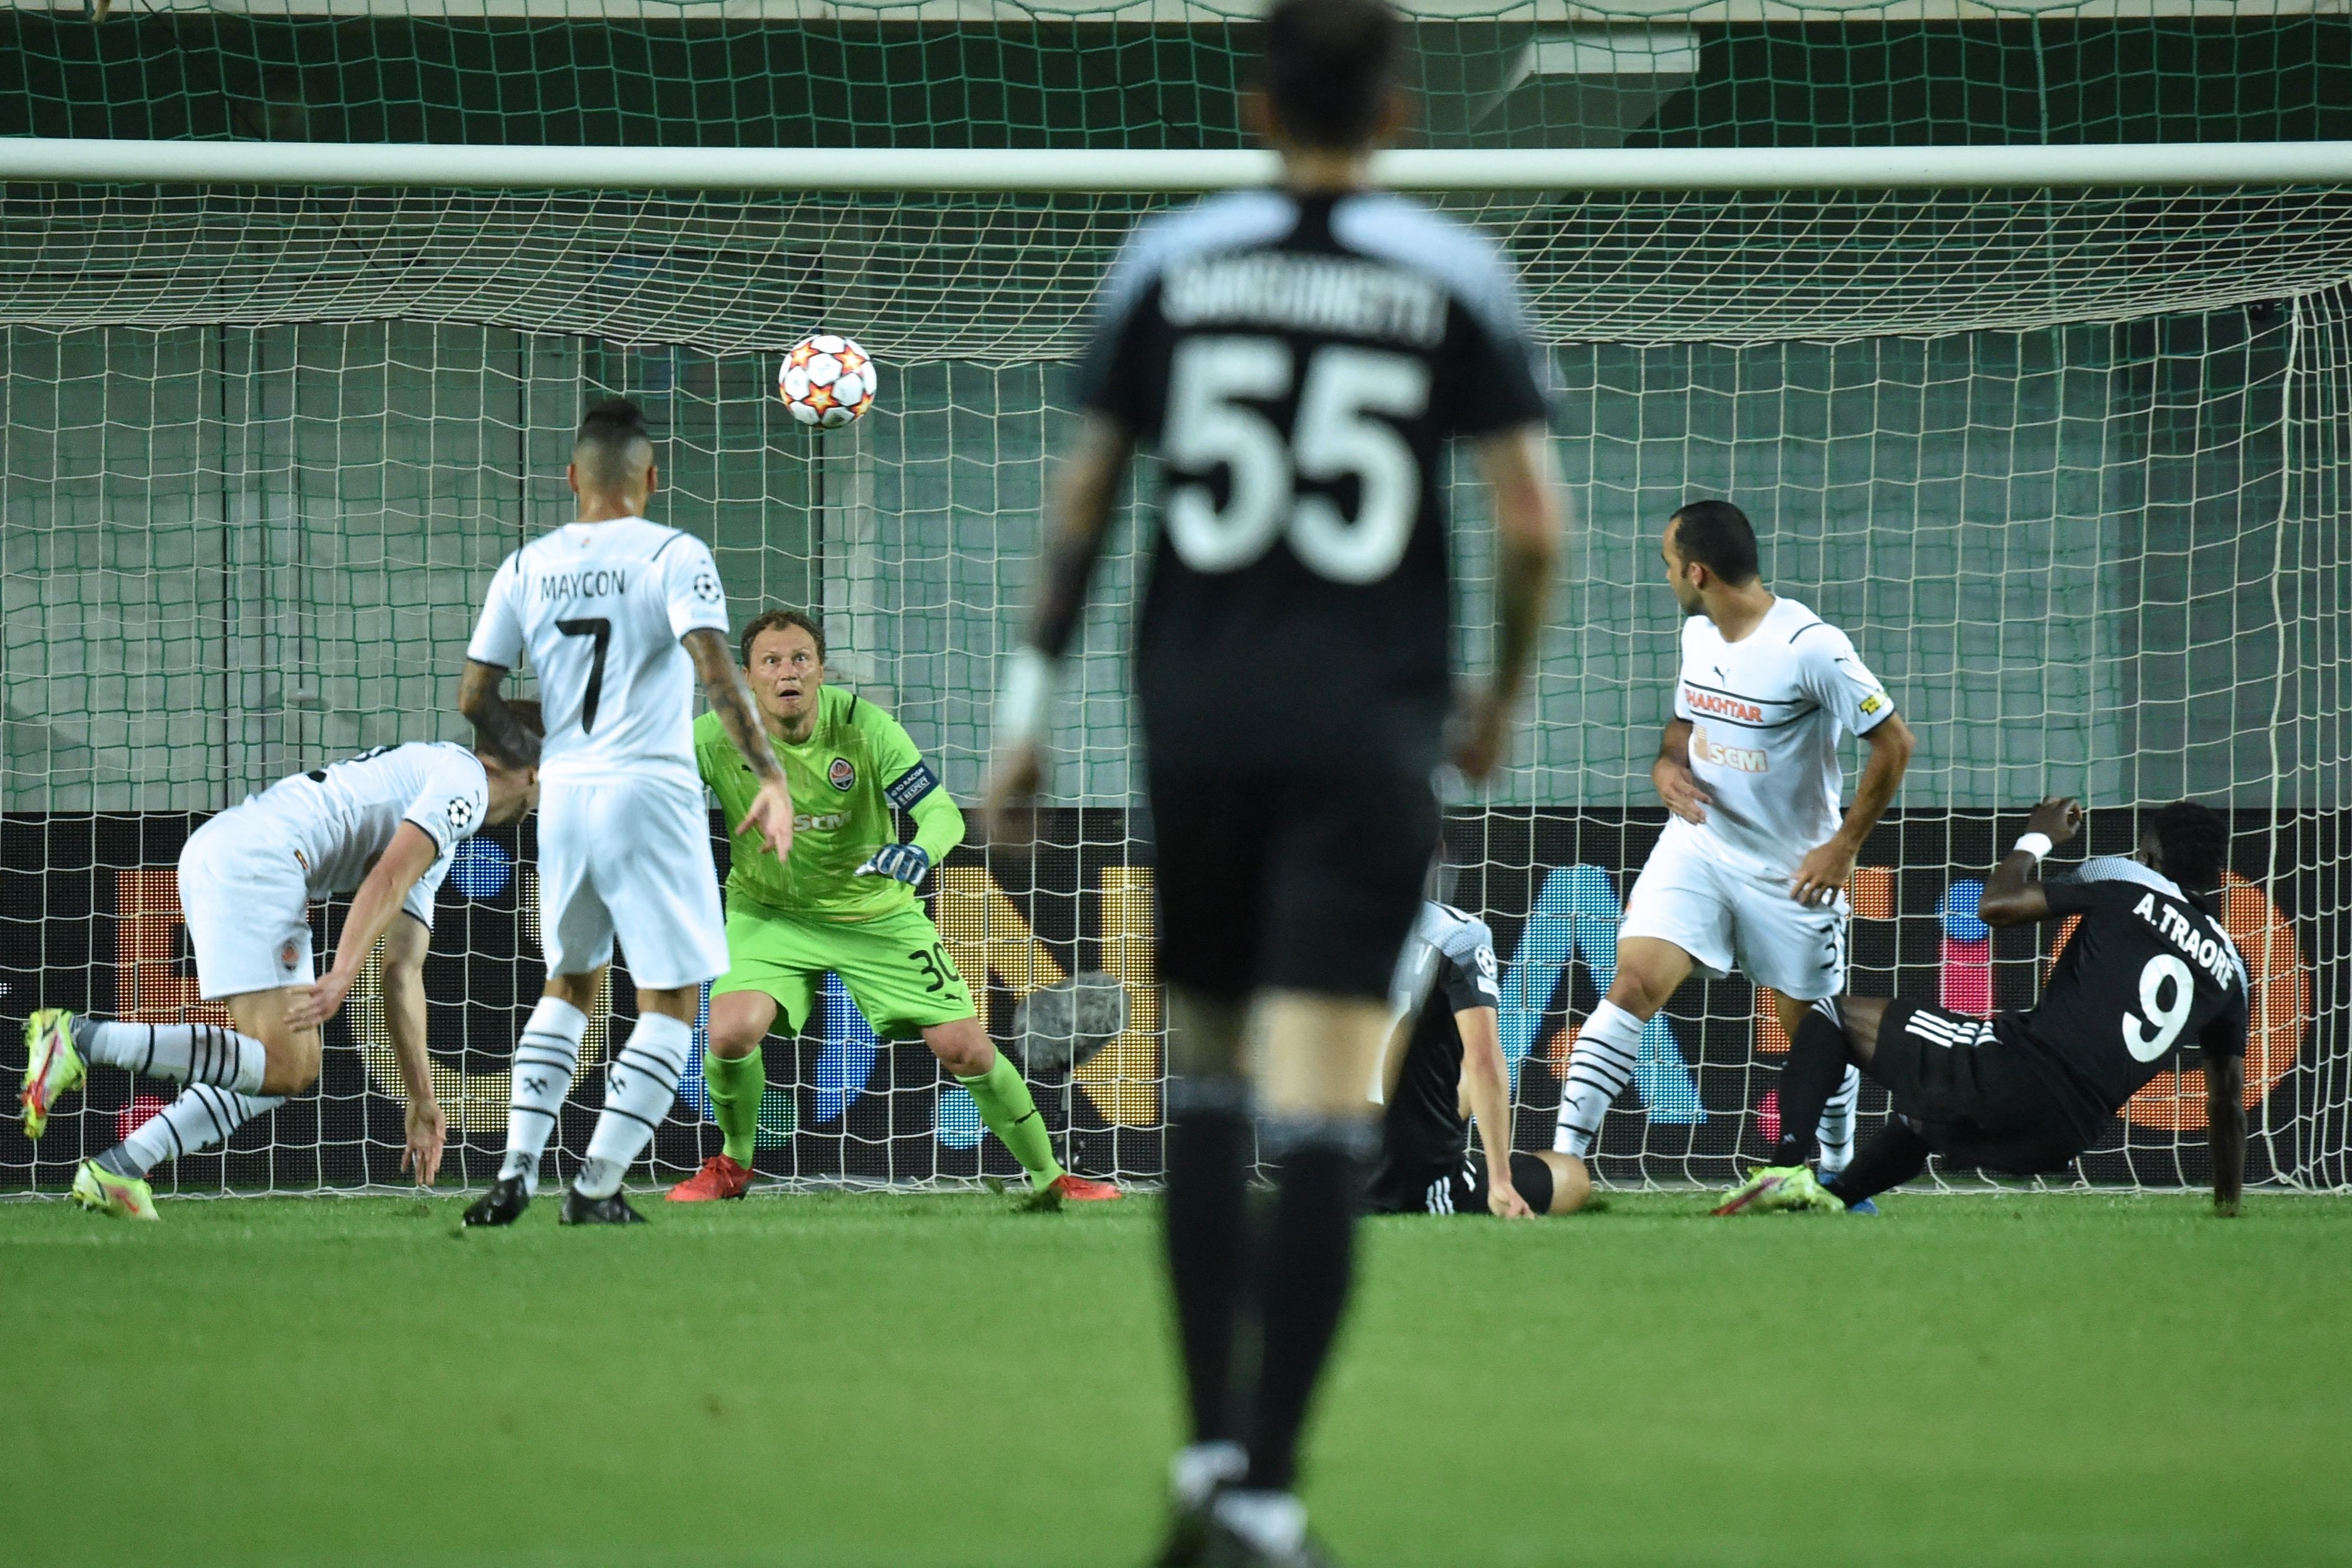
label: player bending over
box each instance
[987,0,1565,1558]
[459,397,795,1227]
[1367,902,1588,1219]
[19,728,540,1218]
[1722,797,2249,1217]
[1552,499,1914,1192]
[666,608,1117,1205]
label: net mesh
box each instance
[4,0,2350,1194]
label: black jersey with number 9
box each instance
[1074,188,1549,775]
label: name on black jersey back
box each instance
[2129,890,2239,989]
[1163,253,1447,347]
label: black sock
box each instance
[1242,1115,1373,1493]
[1826,1121,1932,1205]
[1773,1009,1854,1168]
[1162,1079,1254,1447]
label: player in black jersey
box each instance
[983,1,1562,1560]
[1368,902,1589,1219]
[1725,797,2249,1218]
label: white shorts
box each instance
[536,774,728,990]
[178,814,314,1001]
[1619,822,1848,1000]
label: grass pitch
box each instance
[4,1190,2348,1568]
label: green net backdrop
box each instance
[3,3,2349,1192]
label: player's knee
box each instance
[923,1019,993,1078]
[259,1034,322,1096]
[543,969,601,1013]
[1539,1151,1592,1215]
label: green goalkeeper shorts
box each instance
[711,894,974,1040]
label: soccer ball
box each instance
[777,333,878,429]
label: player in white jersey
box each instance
[19,730,541,1219]
[456,397,794,1227]
[1550,500,1915,1207]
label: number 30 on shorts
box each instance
[908,942,959,996]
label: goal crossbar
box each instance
[6,137,2352,192]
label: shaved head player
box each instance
[984,1,1565,1560]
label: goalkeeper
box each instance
[669,608,1120,1204]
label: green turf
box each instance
[4,1190,2348,1568]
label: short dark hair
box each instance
[1261,0,1401,152]
[2148,800,2231,895]
[572,397,653,488]
[1669,499,1761,587]
[473,698,544,770]
[738,606,826,669]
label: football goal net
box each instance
[4,125,2349,1196]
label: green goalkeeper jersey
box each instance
[694,686,964,923]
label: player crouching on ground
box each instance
[667,607,1118,1205]
[1367,902,1587,1219]
[1719,796,2249,1217]
[20,719,542,1219]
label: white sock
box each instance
[1817,1063,1862,1176]
[573,1013,691,1199]
[76,1019,267,1093]
[1554,1001,1643,1158]
[1170,1442,1248,1509]
[498,997,589,1194]
[101,1085,285,1177]
[1214,1490,1307,1557]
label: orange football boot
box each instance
[666,1153,753,1202]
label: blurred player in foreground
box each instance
[458,397,794,1226]
[986,0,1564,1557]
[1367,901,1588,1219]
[19,726,540,1218]
[1723,796,2249,1216]
[1552,499,1914,1204]
[667,607,1117,1205]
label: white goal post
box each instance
[3,133,2348,1195]
[3,134,2352,190]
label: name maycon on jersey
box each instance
[537,567,630,601]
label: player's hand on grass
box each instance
[403,1097,446,1188]
[1488,1180,1535,1219]
[2025,796,2085,847]
[1654,758,1711,825]
[287,967,358,1030]
[856,843,932,887]
[1450,686,1514,782]
[1790,838,1858,907]
[740,776,795,860]
[983,741,1046,844]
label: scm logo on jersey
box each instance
[828,758,857,792]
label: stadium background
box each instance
[3,1,2348,1193]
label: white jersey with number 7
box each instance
[465,517,730,790]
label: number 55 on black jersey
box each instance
[1075,188,1550,773]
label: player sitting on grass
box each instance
[1367,902,1587,1219]
[19,723,541,1219]
[1720,796,2249,1217]
[668,608,1118,1205]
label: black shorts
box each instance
[1874,1001,2086,1173]
[1147,761,1438,1003]
[1367,1151,1555,1217]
